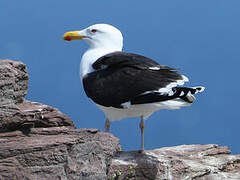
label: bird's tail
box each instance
[172,86,205,103]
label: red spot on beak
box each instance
[64,36,72,41]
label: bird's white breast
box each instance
[80,47,121,78]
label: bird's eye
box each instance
[91,29,97,33]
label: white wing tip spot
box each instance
[191,86,205,93]
[180,91,185,96]
[199,86,205,92]
[149,66,160,70]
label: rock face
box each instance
[0,128,121,180]
[108,144,240,180]
[0,60,74,133]
[0,59,240,180]
[0,60,28,106]
[0,60,121,180]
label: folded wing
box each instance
[83,52,188,108]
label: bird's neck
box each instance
[80,47,122,78]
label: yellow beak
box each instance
[62,31,84,41]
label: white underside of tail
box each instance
[97,98,191,121]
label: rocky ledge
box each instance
[0,59,239,180]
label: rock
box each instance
[108,144,240,180]
[0,100,75,133]
[0,59,121,180]
[0,127,121,180]
[1,59,240,180]
[0,60,74,133]
[0,60,28,105]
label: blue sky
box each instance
[1,0,240,153]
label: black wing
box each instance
[83,52,185,108]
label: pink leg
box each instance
[105,118,110,132]
[139,115,145,153]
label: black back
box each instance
[83,52,184,108]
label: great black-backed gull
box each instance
[63,24,205,152]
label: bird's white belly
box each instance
[97,99,191,121]
[97,104,156,121]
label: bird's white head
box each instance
[63,24,123,50]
